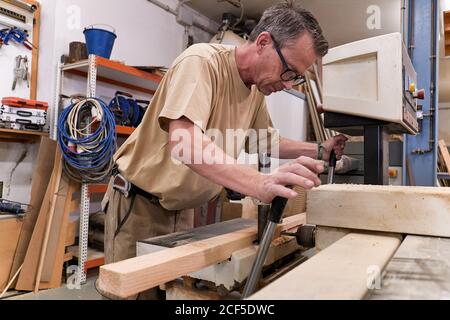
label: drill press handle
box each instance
[268,194,290,224]
[329,149,337,168]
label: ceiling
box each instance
[188,0,450,102]
[187,0,402,48]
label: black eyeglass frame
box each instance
[270,34,306,86]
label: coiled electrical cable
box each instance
[57,97,116,183]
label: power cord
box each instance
[57,98,116,183]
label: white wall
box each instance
[266,91,308,143]
[0,142,39,202]
[37,0,218,103]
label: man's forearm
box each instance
[278,137,318,159]
[169,118,263,199]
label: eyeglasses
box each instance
[270,34,306,86]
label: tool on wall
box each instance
[0,198,29,216]
[12,55,29,90]
[0,27,33,50]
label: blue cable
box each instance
[57,98,116,182]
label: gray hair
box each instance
[249,2,328,57]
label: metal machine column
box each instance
[364,126,389,185]
[403,0,439,186]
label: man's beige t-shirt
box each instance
[114,43,278,210]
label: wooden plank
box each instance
[370,235,450,300]
[34,156,63,291]
[15,156,62,291]
[315,226,402,251]
[139,218,256,248]
[10,138,56,286]
[97,214,306,299]
[29,0,40,100]
[438,140,450,172]
[248,233,401,300]
[307,184,450,237]
[40,178,78,282]
[0,218,23,291]
[64,219,77,247]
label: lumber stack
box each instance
[307,184,450,238]
[5,138,80,293]
[0,217,23,292]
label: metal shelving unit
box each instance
[52,54,161,285]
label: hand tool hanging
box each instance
[12,55,29,90]
[0,27,33,50]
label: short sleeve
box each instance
[158,56,215,132]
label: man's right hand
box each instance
[255,156,324,204]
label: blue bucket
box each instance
[83,24,117,59]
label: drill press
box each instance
[322,32,423,185]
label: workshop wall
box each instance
[0,142,39,203]
[37,0,218,103]
[0,2,38,204]
[1,0,218,204]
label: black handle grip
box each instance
[268,196,289,224]
[329,149,337,168]
[17,110,32,117]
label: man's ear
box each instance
[256,32,271,53]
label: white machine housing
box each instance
[322,32,419,135]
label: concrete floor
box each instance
[4,271,106,300]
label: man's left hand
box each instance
[321,134,348,161]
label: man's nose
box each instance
[282,80,294,90]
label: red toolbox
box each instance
[1,97,49,110]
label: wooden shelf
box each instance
[62,56,163,95]
[0,128,48,142]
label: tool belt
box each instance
[112,172,159,204]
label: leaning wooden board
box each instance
[248,233,401,300]
[307,184,450,238]
[0,217,23,291]
[97,214,305,299]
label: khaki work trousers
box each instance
[100,178,194,299]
